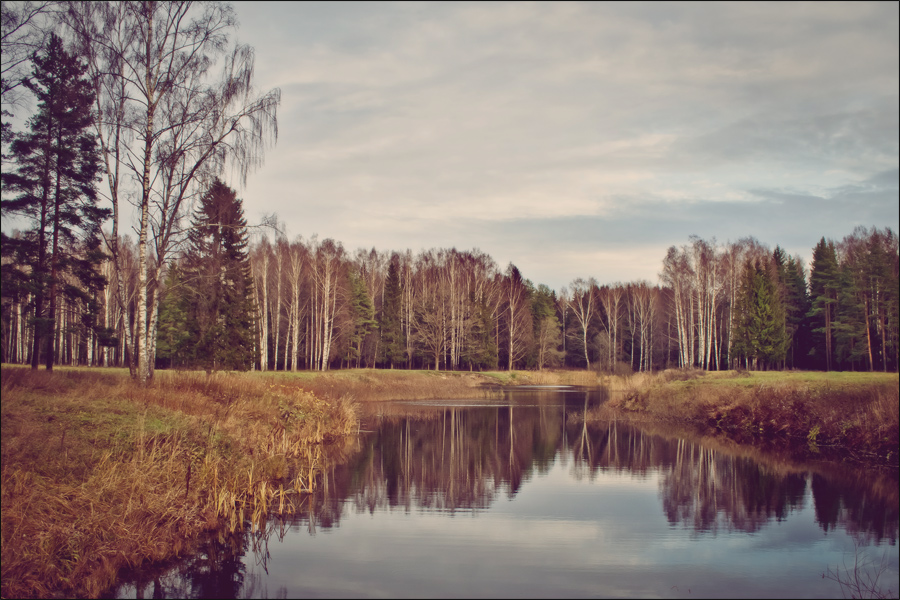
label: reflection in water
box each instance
[325,390,897,542]
[113,389,899,598]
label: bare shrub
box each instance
[823,542,896,599]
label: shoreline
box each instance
[598,369,899,470]
[2,365,896,598]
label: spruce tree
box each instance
[380,254,405,368]
[733,259,788,369]
[771,247,810,369]
[345,270,377,367]
[467,298,499,370]
[783,255,811,368]
[1,33,107,370]
[155,265,192,369]
[179,179,258,371]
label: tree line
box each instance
[2,1,279,381]
[4,197,898,373]
[2,2,898,375]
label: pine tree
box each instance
[1,33,107,370]
[832,260,868,370]
[179,179,258,371]
[807,238,840,370]
[840,227,900,371]
[465,297,499,370]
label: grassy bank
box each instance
[1,366,357,599]
[604,369,899,468]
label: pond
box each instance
[112,388,899,599]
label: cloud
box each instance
[227,1,898,290]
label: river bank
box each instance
[1,366,361,598]
[0,365,513,598]
[2,365,896,597]
[599,369,899,469]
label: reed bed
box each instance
[1,366,357,599]
[604,369,899,467]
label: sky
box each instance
[219,2,895,290]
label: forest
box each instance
[2,2,899,377]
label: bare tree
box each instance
[249,236,271,370]
[1,1,58,113]
[598,284,623,372]
[568,277,597,370]
[287,238,307,371]
[661,246,693,367]
[65,1,280,382]
[503,264,532,370]
[309,238,345,370]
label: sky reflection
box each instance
[113,393,899,599]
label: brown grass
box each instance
[477,368,604,387]
[1,366,357,599]
[257,368,500,402]
[604,369,899,468]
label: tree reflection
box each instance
[123,529,253,599]
[296,390,896,543]
[115,390,898,598]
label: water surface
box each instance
[114,388,899,599]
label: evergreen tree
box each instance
[465,296,499,370]
[155,264,192,369]
[1,33,107,370]
[870,229,899,371]
[840,227,900,371]
[771,246,810,369]
[832,261,868,370]
[380,253,405,368]
[807,238,840,370]
[783,255,811,368]
[345,270,377,367]
[178,179,257,371]
[530,283,562,369]
[733,259,788,369]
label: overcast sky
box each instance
[227,1,898,291]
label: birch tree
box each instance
[503,263,532,370]
[597,284,623,372]
[65,1,279,382]
[567,277,597,370]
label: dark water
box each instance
[114,388,899,599]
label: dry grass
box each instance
[255,368,499,402]
[252,367,604,398]
[604,369,899,467]
[1,366,357,599]
[478,369,603,387]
